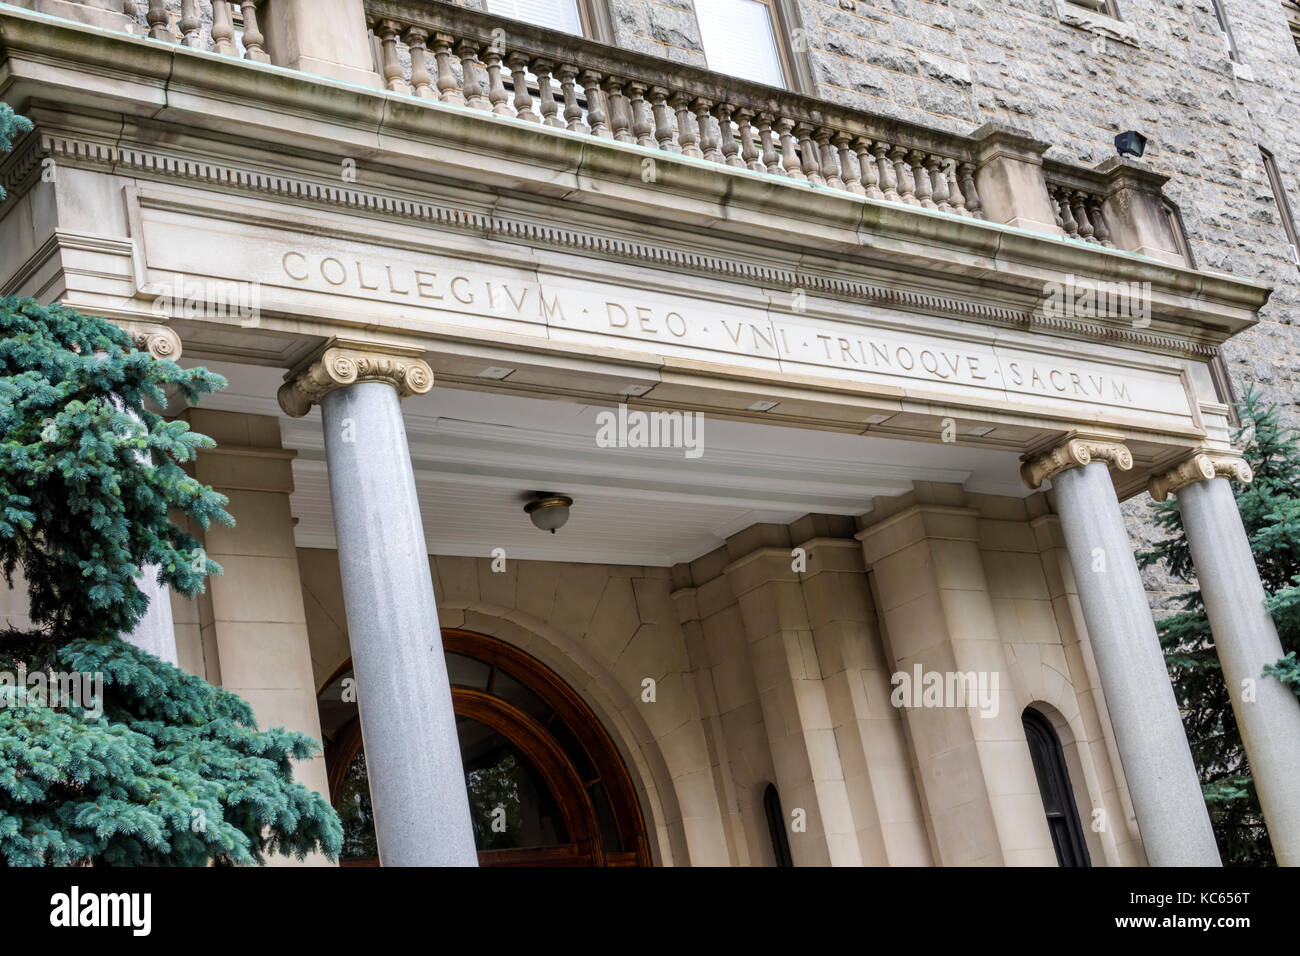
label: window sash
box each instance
[694,0,788,88]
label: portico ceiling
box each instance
[188,360,1028,566]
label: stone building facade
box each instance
[2,0,1300,867]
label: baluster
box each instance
[482,48,512,116]
[533,60,563,128]
[1071,190,1095,242]
[602,77,633,144]
[796,124,823,185]
[1089,198,1112,247]
[777,118,804,181]
[433,35,464,105]
[737,109,764,173]
[1050,186,1065,228]
[147,0,171,41]
[959,163,982,218]
[833,133,864,195]
[179,0,200,47]
[240,2,268,62]
[376,21,410,95]
[909,149,935,209]
[854,138,882,199]
[874,142,899,201]
[757,113,781,175]
[558,66,588,134]
[650,88,680,153]
[714,104,744,168]
[890,146,916,203]
[671,93,702,158]
[926,156,951,213]
[945,161,968,216]
[457,41,490,111]
[1054,186,1078,236]
[815,129,843,189]
[691,99,720,163]
[404,28,434,99]
[628,83,656,149]
[506,53,537,122]
[580,71,611,138]
[211,1,238,56]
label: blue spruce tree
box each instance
[0,102,342,865]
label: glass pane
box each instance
[694,0,786,88]
[488,0,583,36]
[446,651,491,690]
[318,668,357,738]
[588,781,623,853]
[337,749,379,861]
[457,716,569,850]
[492,668,552,723]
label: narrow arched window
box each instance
[1022,707,1091,867]
[763,783,793,868]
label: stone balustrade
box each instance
[362,0,984,218]
[111,0,1198,260]
[1043,161,1113,247]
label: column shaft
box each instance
[1052,462,1220,865]
[1178,477,1300,865]
[321,381,477,867]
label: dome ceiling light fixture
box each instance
[524,492,573,534]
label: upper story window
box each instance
[1065,0,1121,18]
[483,0,614,43]
[1287,2,1300,57]
[693,0,789,89]
[1260,147,1300,273]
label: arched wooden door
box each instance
[318,629,651,866]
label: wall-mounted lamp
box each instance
[524,492,573,534]
[1114,131,1147,159]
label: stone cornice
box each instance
[1020,436,1134,490]
[278,341,434,417]
[17,128,1242,360]
[1148,452,1253,502]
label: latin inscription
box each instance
[279,250,1151,408]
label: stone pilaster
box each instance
[1151,452,1300,866]
[181,407,334,865]
[722,545,864,867]
[795,535,932,866]
[858,498,1052,866]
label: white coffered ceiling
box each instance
[182,360,1029,566]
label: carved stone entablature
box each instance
[117,321,182,362]
[278,341,434,417]
[1149,452,1254,502]
[1020,436,1134,490]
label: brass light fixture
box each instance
[524,492,573,534]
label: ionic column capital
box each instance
[1020,436,1133,490]
[278,341,433,418]
[1149,452,1253,502]
[118,321,182,362]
